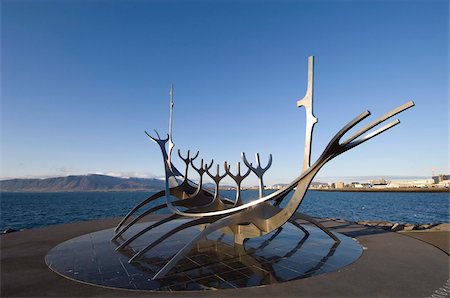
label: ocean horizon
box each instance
[1,190,449,232]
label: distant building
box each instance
[369,178,388,186]
[432,174,450,184]
[351,182,370,189]
[335,182,345,189]
[387,179,434,188]
[432,174,450,188]
[267,184,287,190]
[310,182,329,189]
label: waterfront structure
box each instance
[335,182,345,189]
[432,174,450,187]
[310,182,329,189]
[387,179,434,188]
[370,178,388,186]
[113,56,414,280]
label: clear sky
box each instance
[1,0,448,186]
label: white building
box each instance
[387,179,434,188]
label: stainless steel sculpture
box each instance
[113,56,414,280]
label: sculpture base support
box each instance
[46,219,362,291]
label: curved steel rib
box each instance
[152,213,242,279]
[128,215,222,263]
[116,213,181,250]
[112,192,210,242]
[114,190,166,232]
[113,202,167,241]
[293,212,338,242]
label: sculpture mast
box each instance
[297,56,318,172]
[168,83,175,170]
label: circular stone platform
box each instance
[45,220,362,291]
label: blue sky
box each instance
[1,0,448,185]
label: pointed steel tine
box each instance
[191,158,201,172]
[332,110,371,146]
[262,154,273,171]
[153,129,161,139]
[241,152,256,171]
[177,149,191,163]
[312,111,371,163]
[342,101,415,146]
[216,164,220,175]
[234,161,251,179]
[147,130,169,142]
[346,119,401,149]
[206,164,214,179]
[255,153,261,167]
[145,130,157,141]
[241,152,249,166]
[191,151,200,161]
[206,159,214,170]
[220,164,228,179]
[224,161,232,176]
[145,130,169,144]
[242,166,251,179]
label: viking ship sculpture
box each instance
[113,56,414,279]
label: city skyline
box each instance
[2,0,448,186]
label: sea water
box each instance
[0,190,449,231]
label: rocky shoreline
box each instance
[3,219,449,235]
[310,187,448,193]
[333,218,449,232]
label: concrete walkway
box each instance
[400,230,449,255]
[1,217,449,297]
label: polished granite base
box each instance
[45,219,363,291]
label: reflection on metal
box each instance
[47,220,362,291]
[113,56,414,280]
[121,224,336,285]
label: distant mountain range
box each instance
[0,174,235,192]
[0,175,168,192]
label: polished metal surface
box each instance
[112,56,414,280]
[297,56,317,172]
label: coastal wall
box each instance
[309,187,448,193]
